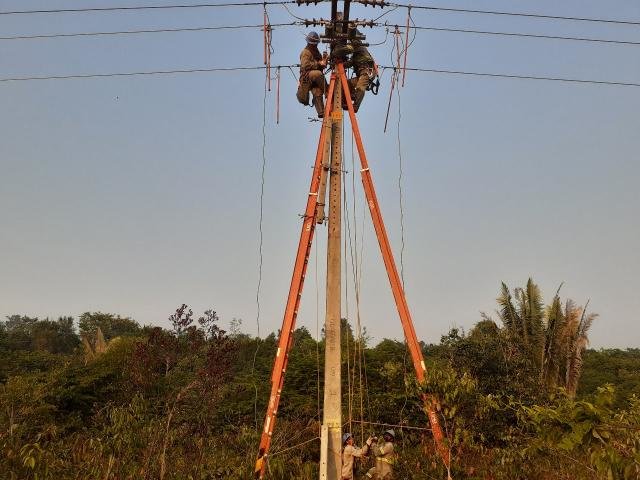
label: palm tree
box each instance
[564,300,598,397]
[541,289,566,388]
[497,278,545,369]
[497,280,596,395]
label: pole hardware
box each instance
[353,0,388,7]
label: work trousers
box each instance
[346,69,371,110]
[366,467,393,480]
[297,70,328,105]
[351,71,369,95]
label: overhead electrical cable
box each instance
[0,23,297,41]
[5,0,639,26]
[2,22,637,47]
[0,1,311,16]
[0,65,292,82]
[1,64,638,88]
[406,25,640,46]
[384,2,640,26]
[381,66,640,88]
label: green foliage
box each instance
[505,386,640,479]
[0,286,636,479]
[1,315,79,354]
[78,311,141,341]
[419,364,494,475]
[580,349,640,407]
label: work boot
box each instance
[297,85,310,105]
[313,95,325,118]
[353,89,365,113]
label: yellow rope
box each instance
[269,436,320,458]
[351,420,432,433]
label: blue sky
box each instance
[1,0,639,347]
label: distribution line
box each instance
[2,23,638,47]
[2,64,639,88]
[383,66,640,87]
[0,65,293,82]
[4,0,640,27]
[385,2,640,26]
[2,22,638,48]
[407,25,640,46]
[0,1,311,16]
[0,23,297,41]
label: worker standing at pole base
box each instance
[365,429,396,480]
[342,432,374,480]
[297,31,329,118]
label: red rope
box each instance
[276,66,280,124]
[263,7,272,91]
[395,25,401,70]
[402,6,411,87]
[385,27,402,132]
[384,68,398,133]
[263,10,267,64]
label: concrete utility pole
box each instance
[319,77,343,480]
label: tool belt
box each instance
[379,456,395,465]
[355,63,380,95]
[366,68,380,95]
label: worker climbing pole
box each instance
[255,1,450,478]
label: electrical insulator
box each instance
[355,0,388,7]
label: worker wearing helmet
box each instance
[346,32,376,113]
[341,432,374,480]
[297,31,329,118]
[365,429,396,479]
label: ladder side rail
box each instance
[255,74,337,479]
[336,63,451,468]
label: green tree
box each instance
[78,312,141,341]
[1,315,79,354]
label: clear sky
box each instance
[1,0,639,348]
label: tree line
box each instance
[1,279,638,479]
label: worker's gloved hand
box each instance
[366,436,373,446]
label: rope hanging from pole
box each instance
[384,26,402,132]
[337,61,451,470]
[276,66,281,123]
[384,67,399,133]
[254,74,338,480]
[263,6,273,91]
[401,6,411,86]
[343,157,354,437]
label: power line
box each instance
[0,65,286,82]
[2,22,637,47]
[385,2,640,27]
[5,0,639,27]
[0,1,305,16]
[407,25,640,46]
[0,23,297,41]
[1,64,638,87]
[382,66,640,88]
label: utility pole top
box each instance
[298,0,388,50]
